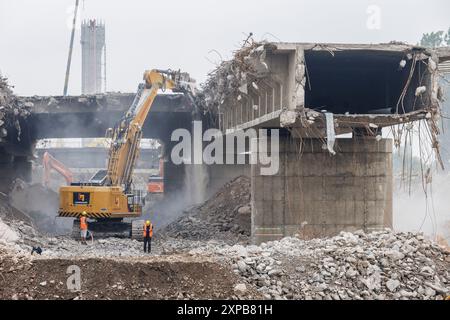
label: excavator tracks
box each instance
[131,220,145,241]
[71,219,81,241]
[71,219,145,240]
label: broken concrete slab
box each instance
[201,41,443,140]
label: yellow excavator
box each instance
[58,69,195,239]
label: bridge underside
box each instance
[25,93,194,140]
[0,92,195,194]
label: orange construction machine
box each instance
[43,151,74,188]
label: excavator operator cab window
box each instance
[127,195,133,212]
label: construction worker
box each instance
[80,211,88,245]
[143,220,153,253]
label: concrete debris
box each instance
[234,283,247,294]
[0,76,31,144]
[191,229,449,300]
[161,176,251,243]
[2,168,447,301]
[197,40,269,116]
[386,279,400,292]
[324,112,336,155]
[0,219,20,243]
[0,199,448,300]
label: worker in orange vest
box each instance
[143,220,153,253]
[80,211,88,245]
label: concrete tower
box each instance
[81,19,105,95]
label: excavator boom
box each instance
[106,70,193,191]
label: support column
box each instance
[252,136,393,244]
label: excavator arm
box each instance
[43,151,74,187]
[105,69,194,191]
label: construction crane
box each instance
[63,0,80,96]
[42,152,74,188]
[58,69,195,239]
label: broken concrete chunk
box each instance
[234,283,247,294]
[428,58,437,71]
[280,110,297,127]
[237,260,248,273]
[238,83,248,94]
[415,86,427,97]
[47,97,58,106]
[386,279,400,292]
[237,205,251,215]
[0,128,7,138]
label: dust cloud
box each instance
[142,164,209,230]
[9,180,73,235]
[394,172,450,242]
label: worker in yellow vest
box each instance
[143,220,153,253]
[80,211,88,245]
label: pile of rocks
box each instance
[161,176,251,243]
[0,192,38,247]
[192,229,449,300]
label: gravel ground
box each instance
[191,229,450,300]
[1,175,449,300]
[1,213,449,300]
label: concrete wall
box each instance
[251,136,393,244]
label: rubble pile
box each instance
[0,76,31,143]
[198,40,270,117]
[0,192,37,246]
[1,211,449,300]
[161,176,251,243]
[192,230,449,300]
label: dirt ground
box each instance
[0,251,261,300]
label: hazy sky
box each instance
[0,0,449,96]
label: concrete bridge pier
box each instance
[251,136,393,244]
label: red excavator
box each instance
[146,157,164,206]
[147,157,164,193]
[42,151,73,188]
